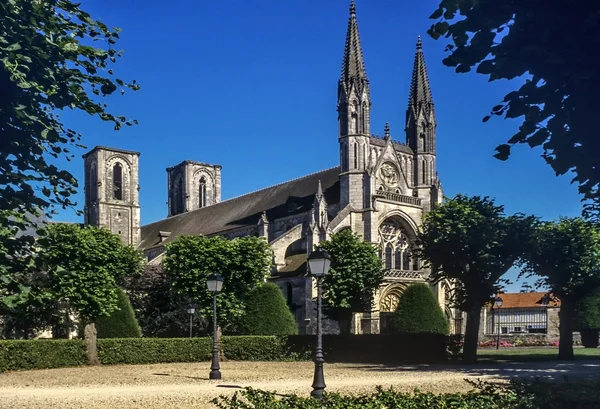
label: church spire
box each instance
[406,35,436,154]
[340,0,368,90]
[407,36,435,124]
[338,0,371,139]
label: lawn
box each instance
[478,347,600,362]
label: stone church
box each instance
[82,2,457,335]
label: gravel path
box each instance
[1,360,599,409]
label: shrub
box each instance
[95,288,142,338]
[577,290,600,330]
[212,379,600,409]
[98,338,211,365]
[0,339,87,371]
[389,283,449,335]
[239,283,298,336]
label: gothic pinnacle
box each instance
[384,122,390,139]
[416,35,422,51]
[350,0,356,16]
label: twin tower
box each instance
[82,0,438,246]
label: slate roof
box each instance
[139,167,341,251]
[369,135,413,154]
[273,253,308,279]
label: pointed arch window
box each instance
[342,144,348,171]
[353,143,358,169]
[113,163,123,200]
[286,283,293,307]
[199,177,207,208]
[379,219,413,271]
[422,160,426,184]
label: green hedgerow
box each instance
[239,283,298,336]
[389,283,449,335]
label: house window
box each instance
[113,163,123,200]
[199,177,207,208]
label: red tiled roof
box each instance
[491,292,560,309]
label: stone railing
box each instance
[376,191,422,206]
[384,269,425,280]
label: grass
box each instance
[478,347,600,362]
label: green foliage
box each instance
[0,1,140,306]
[36,223,145,322]
[213,379,600,409]
[163,235,272,333]
[0,339,87,371]
[578,290,600,330]
[220,336,300,361]
[95,288,142,338]
[521,217,600,358]
[319,229,384,331]
[427,1,600,220]
[418,194,536,362]
[389,284,449,335]
[239,283,298,336]
[97,338,212,365]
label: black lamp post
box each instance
[186,300,196,338]
[307,247,331,399]
[494,295,503,350]
[207,274,224,380]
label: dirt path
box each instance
[1,360,598,409]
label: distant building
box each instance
[481,292,560,339]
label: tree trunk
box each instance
[337,309,353,335]
[84,322,100,366]
[462,308,482,364]
[558,298,575,360]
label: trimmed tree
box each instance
[427,1,600,220]
[417,195,536,363]
[239,283,298,336]
[319,229,384,334]
[0,1,139,308]
[95,287,142,338]
[521,217,600,359]
[36,223,144,364]
[389,283,449,335]
[163,235,272,334]
[577,290,600,348]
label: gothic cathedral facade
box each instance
[82,2,456,335]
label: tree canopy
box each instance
[418,194,536,363]
[319,229,384,334]
[162,235,272,333]
[0,0,139,307]
[389,283,449,335]
[239,283,298,336]
[520,217,600,359]
[428,1,600,219]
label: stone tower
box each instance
[167,160,222,217]
[338,0,371,210]
[405,36,438,209]
[83,146,141,246]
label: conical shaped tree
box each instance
[389,283,449,335]
[239,283,298,336]
[95,287,142,338]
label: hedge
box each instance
[213,379,600,409]
[0,333,446,372]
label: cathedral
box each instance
[82,2,456,335]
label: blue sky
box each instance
[56,0,582,291]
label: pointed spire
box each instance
[340,0,368,88]
[316,180,324,200]
[384,122,391,139]
[408,35,434,117]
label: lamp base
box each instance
[209,369,222,380]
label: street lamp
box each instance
[186,300,196,338]
[207,274,224,380]
[307,247,331,399]
[494,295,503,350]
